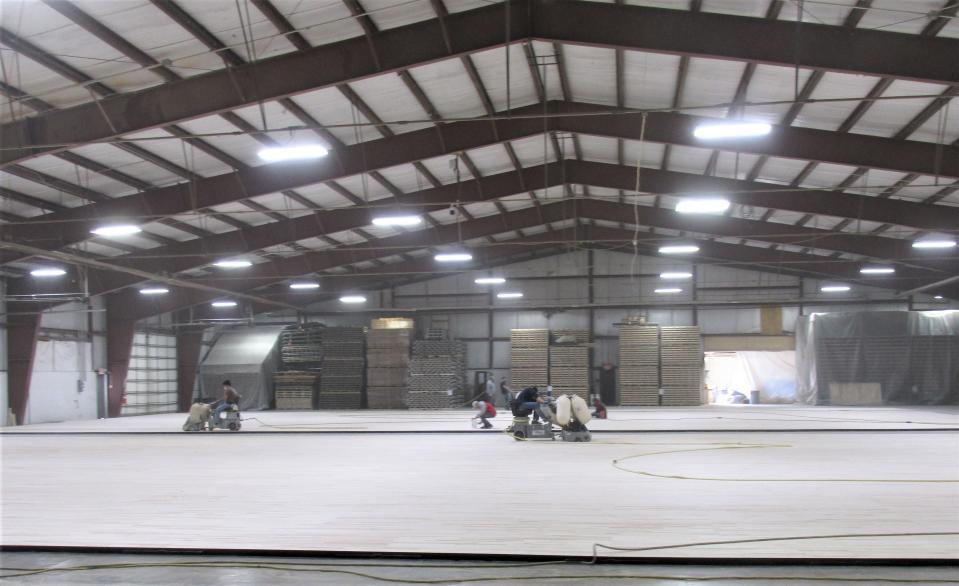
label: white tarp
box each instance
[199,326,283,410]
[706,351,797,404]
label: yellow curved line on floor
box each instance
[611,444,959,483]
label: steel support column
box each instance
[6,304,41,425]
[175,325,205,412]
[105,303,136,418]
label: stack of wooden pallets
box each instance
[274,371,318,410]
[548,345,589,400]
[366,327,411,409]
[660,326,704,406]
[408,340,466,409]
[318,327,365,409]
[510,329,549,390]
[618,325,660,406]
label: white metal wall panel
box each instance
[123,331,177,416]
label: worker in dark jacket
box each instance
[511,386,547,423]
[212,380,240,422]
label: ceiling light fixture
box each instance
[497,292,523,299]
[289,282,320,290]
[211,300,238,307]
[660,272,693,280]
[659,245,700,254]
[934,295,944,300]
[912,239,957,249]
[371,215,422,227]
[655,287,683,294]
[30,268,67,277]
[257,145,329,162]
[340,295,367,303]
[675,198,731,214]
[693,122,772,140]
[435,252,473,262]
[213,260,253,269]
[859,266,895,275]
[139,287,169,295]
[821,285,851,293]
[90,224,141,237]
[475,277,506,285]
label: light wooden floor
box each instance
[4,405,957,433]
[2,422,957,559]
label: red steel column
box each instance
[7,303,41,425]
[176,327,205,411]
[105,301,136,418]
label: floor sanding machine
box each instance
[507,394,592,442]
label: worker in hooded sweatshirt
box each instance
[212,380,240,423]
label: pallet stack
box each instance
[273,371,318,410]
[548,345,589,400]
[366,328,412,409]
[318,327,365,409]
[618,325,660,406]
[408,340,466,409]
[660,326,704,406]
[510,329,549,390]
[276,324,324,409]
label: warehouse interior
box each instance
[1,0,958,583]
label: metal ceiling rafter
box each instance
[5,0,957,167]
[5,100,959,266]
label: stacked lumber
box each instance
[408,340,466,409]
[548,345,589,400]
[278,324,324,370]
[660,326,704,406]
[618,325,660,406]
[510,329,549,390]
[318,327,365,409]
[366,327,412,409]
[274,371,318,410]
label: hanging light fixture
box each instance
[435,251,473,262]
[475,277,506,284]
[211,300,238,307]
[675,198,730,214]
[139,287,170,295]
[258,145,328,162]
[372,215,422,227]
[821,285,851,293]
[912,238,956,249]
[659,245,700,254]
[289,282,320,290]
[660,272,693,280]
[213,259,253,269]
[90,224,141,237]
[859,266,895,275]
[694,122,772,140]
[340,295,367,304]
[496,292,523,299]
[30,267,67,277]
[654,287,683,294]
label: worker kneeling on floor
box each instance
[471,399,496,429]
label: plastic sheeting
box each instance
[199,326,284,411]
[796,311,959,405]
[705,351,796,404]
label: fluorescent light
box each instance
[859,266,895,275]
[660,272,693,280]
[694,122,772,140]
[257,145,328,162]
[659,245,700,254]
[821,285,851,293]
[372,215,422,227]
[213,260,252,269]
[139,287,169,295]
[655,287,683,294]
[30,268,67,277]
[435,252,473,262]
[675,198,730,214]
[340,295,367,303]
[475,277,506,285]
[90,224,141,237]
[934,295,944,300]
[211,301,238,308]
[912,239,956,249]
[497,292,523,299]
[289,282,320,290]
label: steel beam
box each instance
[3,0,956,166]
[6,99,957,266]
[175,324,205,411]
[5,305,41,425]
[105,304,135,418]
